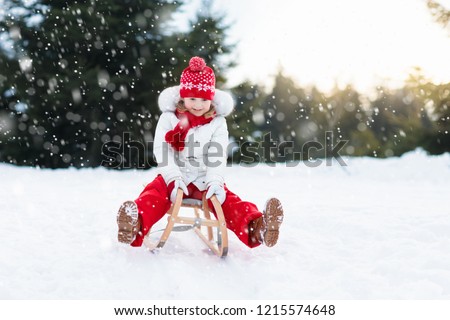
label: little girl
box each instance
[117,57,284,249]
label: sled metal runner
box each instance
[143,188,229,257]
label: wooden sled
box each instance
[143,188,228,258]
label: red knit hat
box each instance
[179,57,216,100]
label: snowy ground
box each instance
[1,149,449,299]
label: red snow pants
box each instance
[131,175,263,248]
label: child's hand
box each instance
[206,182,226,204]
[170,179,189,203]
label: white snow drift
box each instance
[0,149,449,299]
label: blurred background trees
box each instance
[0,0,233,168]
[0,0,449,168]
[427,0,450,32]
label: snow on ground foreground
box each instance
[0,149,449,299]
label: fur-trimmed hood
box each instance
[158,85,234,117]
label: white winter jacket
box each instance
[154,86,234,191]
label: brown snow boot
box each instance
[249,216,265,245]
[248,198,284,247]
[117,201,141,244]
[262,198,284,247]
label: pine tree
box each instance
[228,81,265,164]
[0,0,233,168]
[426,83,450,153]
[0,0,186,168]
[426,0,450,33]
[406,72,450,154]
[260,71,330,161]
[166,0,235,86]
[423,2,450,153]
[368,86,431,157]
[325,85,375,156]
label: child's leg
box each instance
[208,185,263,248]
[131,175,172,247]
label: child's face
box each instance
[183,97,212,116]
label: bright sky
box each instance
[177,0,450,95]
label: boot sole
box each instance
[263,198,284,247]
[117,201,139,244]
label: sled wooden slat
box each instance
[173,216,220,227]
[143,188,228,257]
[202,202,214,241]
